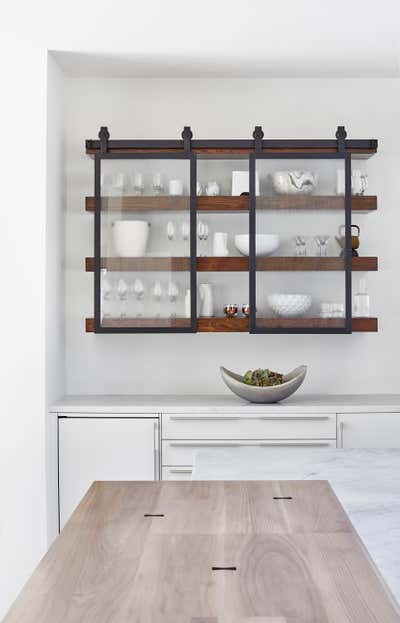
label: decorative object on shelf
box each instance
[353,277,370,317]
[242,304,250,317]
[132,172,144,195]
[294,235,307,256]
[167,281,179,318]
[336,168,345,195]
[268,294,312,318]
[272,170,318,195]
[151,280,163,317]
[117,278,129,318]
[205,181,220,196]
[220,364,307,403]
[223,303,239,318]
[320,302,345,319]
[231,171,260,196]
[196,182,203,196]
[198,221,209,256]
[152,172,163,195]
[169,179,183,196]
[352,170,368,196]
[234,234,279,257]
[335,224,360,257]
[199,283,214,317]
[112,220,150,257]
[314,234,330,257]
[213,232,229,257]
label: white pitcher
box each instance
[198,283,214,317]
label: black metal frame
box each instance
[249,152,352,334]
[94,151,197,333]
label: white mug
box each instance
[169,179,184,195]
[213,232,229,257]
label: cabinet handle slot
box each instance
[169,468,193,474]
[212,566,237,571]
[144,514,164,517]
[273,496,293,500]
[258,442,331,447]
[170,416,240,421]
[170,442,242,447]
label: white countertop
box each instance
[50,393,400,414]
[193,447,400,603]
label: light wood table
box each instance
[4,481,400,623]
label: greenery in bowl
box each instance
[243,368,284,387]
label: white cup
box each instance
[169,179,184,196]
[213,232,229,257]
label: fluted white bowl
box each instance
[234,234,279,256]
[268,294,312,318]
[113,220,150,257]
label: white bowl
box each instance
[268,294,312,318]
[234,234,279,256]
[112,220,150,257]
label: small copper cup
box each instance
[224,304,238,318]
[242,304,251,317]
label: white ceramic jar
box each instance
[112,220,150,257]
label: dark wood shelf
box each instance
[85,256,378,272]
[86,316,378,333]
[85,195,377,213]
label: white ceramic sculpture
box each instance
[272,170,318,195]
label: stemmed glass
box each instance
[181,221,190,256]
[166,221,175,256]
[294,236,307,257]
[167,281,179,319]
[151,281,163,318]
[315,235,330,257]
[197,221,209,256]
[117,278,129,318]
[132,278,145,317]
[101,269,112,320]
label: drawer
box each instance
[162,466,193,480]
[162,413,336,440]
[162,439,337,466]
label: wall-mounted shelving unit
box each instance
[84,125,378,334]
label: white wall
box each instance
[46,55,66,544]
[0,16,48,621]
[65,77,400,395]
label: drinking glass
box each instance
[101,269,112,319]
[315,235,330,257]
[152,173,163,195]
[294,236,307,257]
[197,221,209,256]
[152,281,163,317]
[167,281,179,318]
[133,172,144,195]
[166,221,176,256]
[181,221,190,256]
[132,278,145,317]
[117,278,129,318]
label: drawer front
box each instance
[162,466,193,480]
[162,413,336,440]
[162,439,337,466]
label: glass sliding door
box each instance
[249,153,351,333]
[93,153,196,332]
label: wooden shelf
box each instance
[85,195,377,213]
[85,256,378,272]
[85,316,378,333]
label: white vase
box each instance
[213,232,229,257]
[184,289,191,318]
[198,283,214,317]
[112,220,150,257]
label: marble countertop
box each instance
[193,447,400,604]
[50,393,400,414]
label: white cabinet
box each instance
[337,412,400,448]
[59,416,158,529]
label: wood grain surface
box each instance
[4,481,399,623]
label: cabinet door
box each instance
[59,417,158,529]
[337,412,400,448]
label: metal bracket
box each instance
[98,126,110,155]
[182,126,193,154]
[336,125,347,152]
[253,125,264,154]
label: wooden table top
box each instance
[4,481,400,623]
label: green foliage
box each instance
[243,368,284,387]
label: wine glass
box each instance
[167,281,179,319]
[315,235,330,257]
[132,278,145,317]
[117,278,129,318]
[166,221,175,256]
[181,221,190,256]
[152,173,163,195]
[151,280,163,318]
[101,270,112,319]
[197,221,209,256]
[294,235,307,257]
